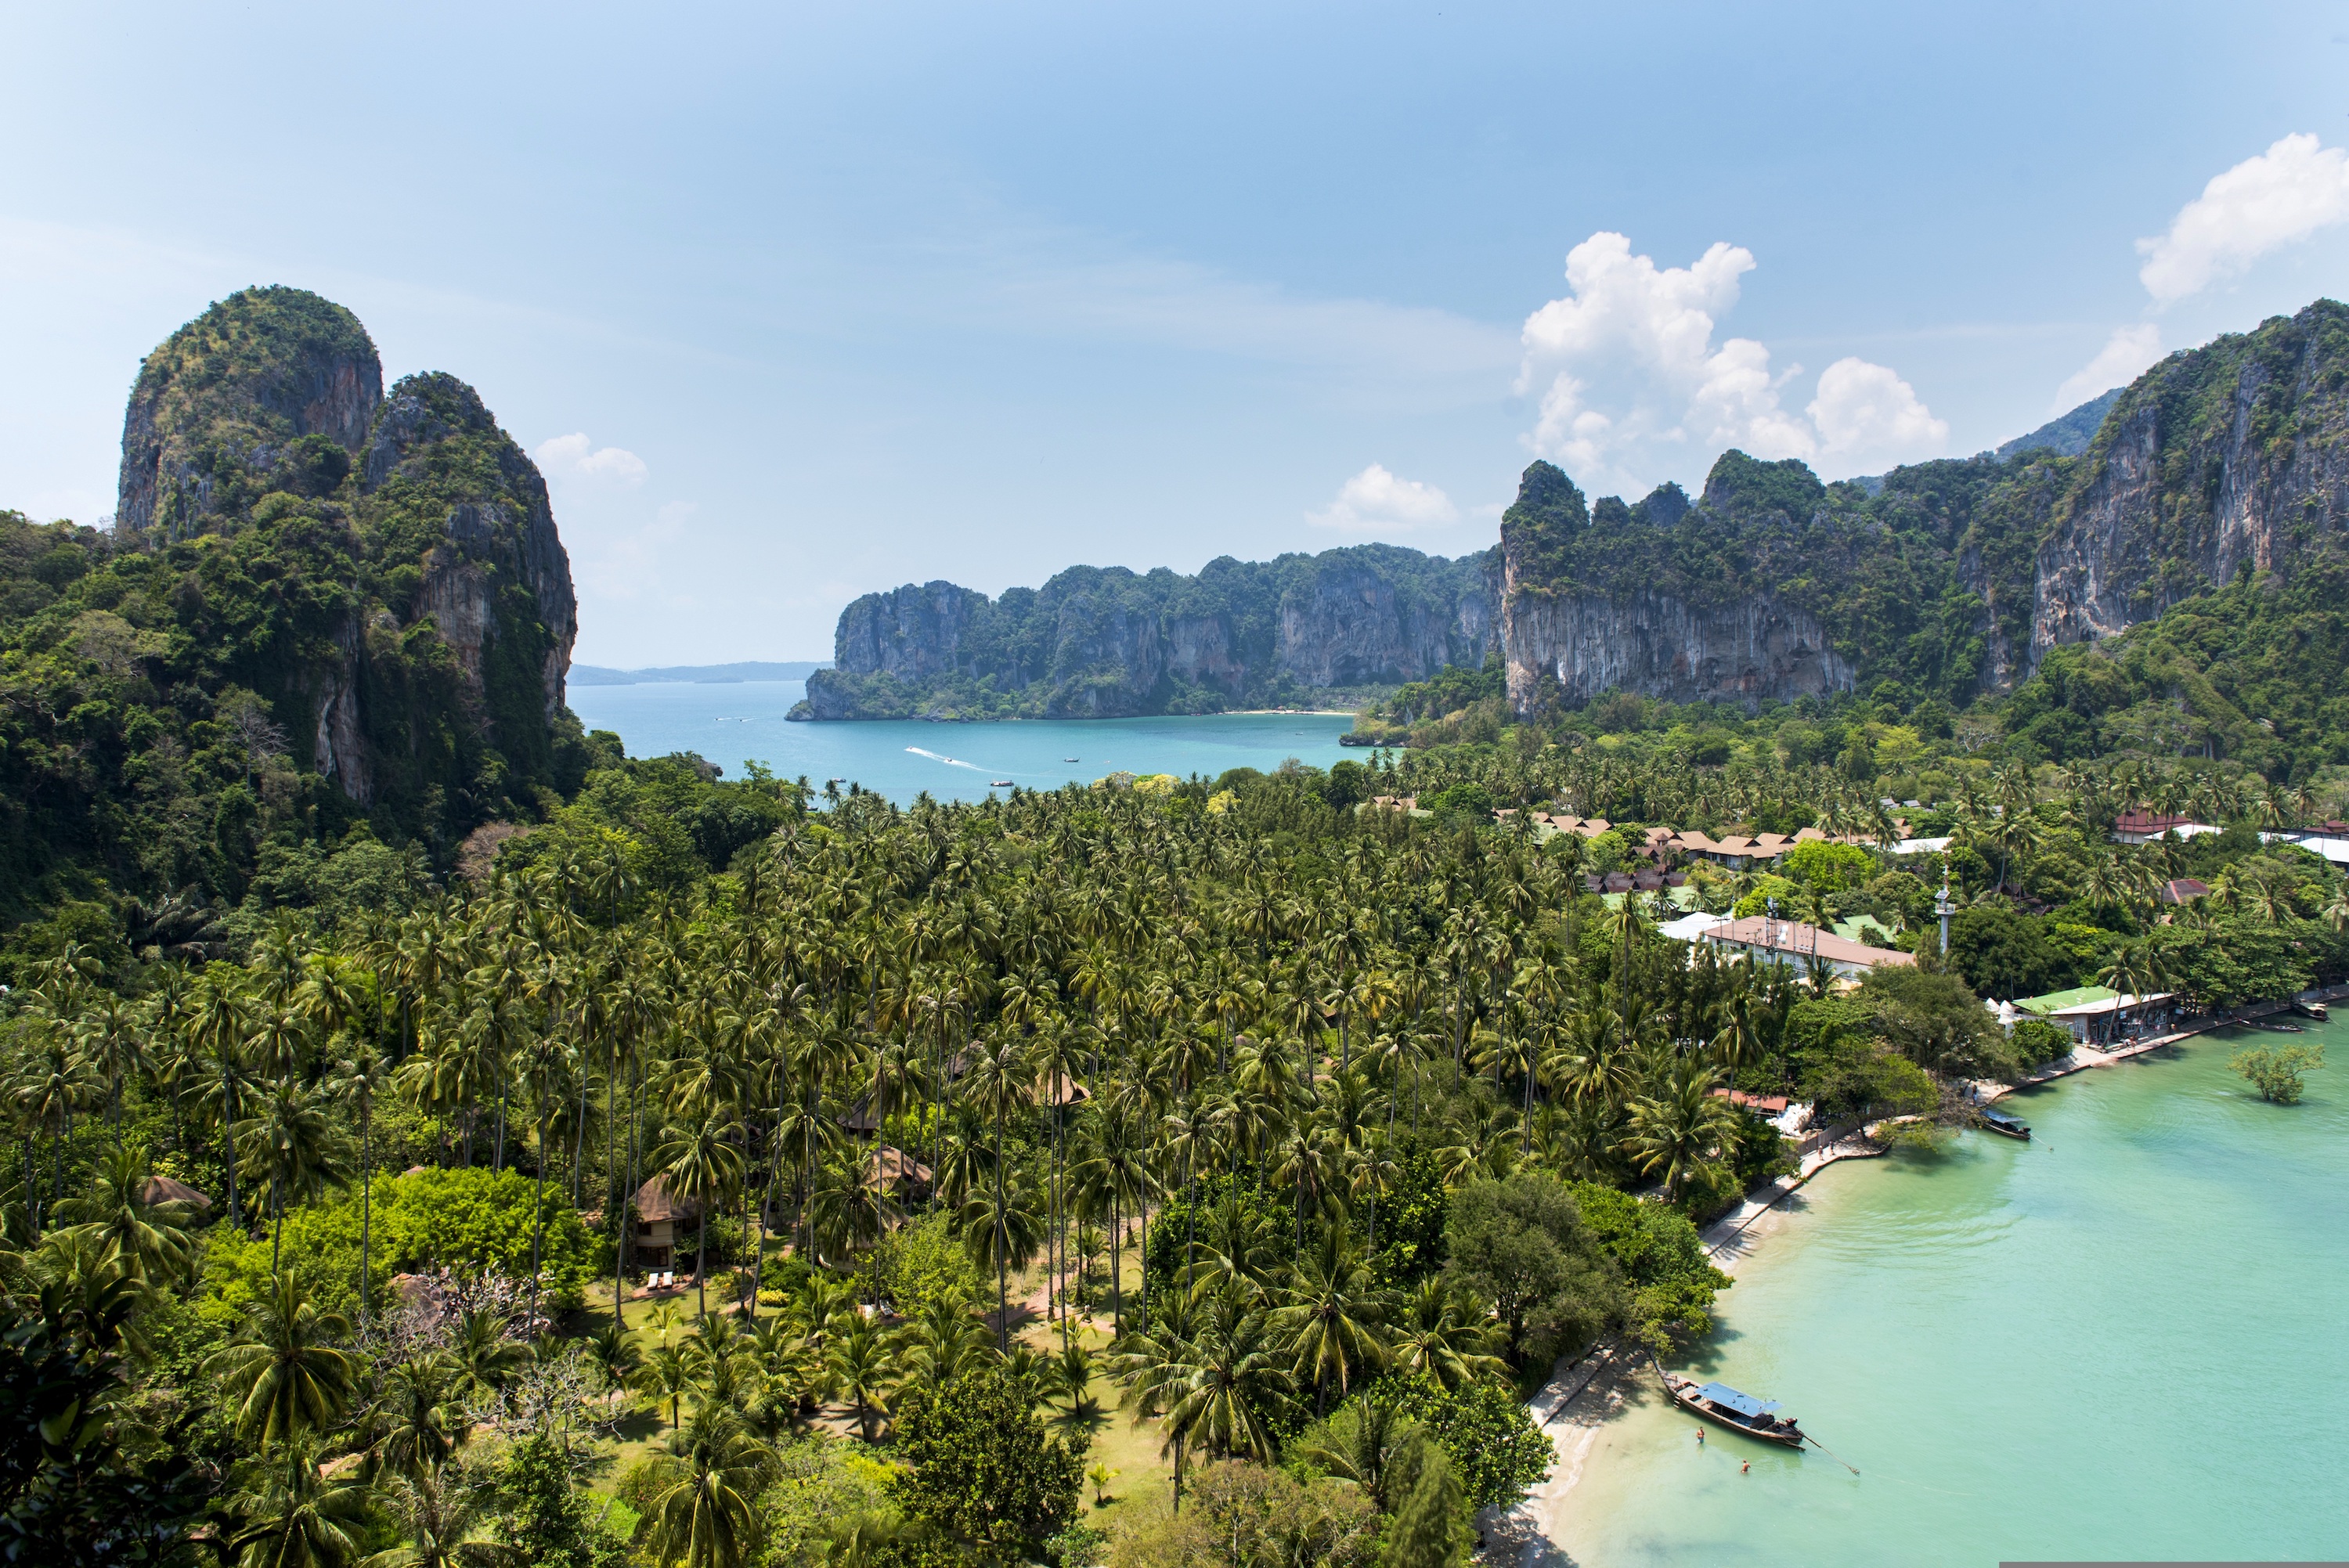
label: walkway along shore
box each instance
[1475,981,2349,1564]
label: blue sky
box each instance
[4,2,2347,665]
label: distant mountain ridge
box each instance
[802,297,2349,721]
[573,660,828,685]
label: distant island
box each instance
[572,659,830,686]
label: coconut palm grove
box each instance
[8,723,2349,1566]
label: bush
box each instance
[201,1166,603,1323]
[853,1212,984,1315]
[2009,1018,2074,1069]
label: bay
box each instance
[565,679,1358,802]
[1549,1019,2349,1565]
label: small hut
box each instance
[630,1176,702,1271]
[870,1144,933,1201]
[135,1175,211,1210]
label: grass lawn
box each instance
[564,1222,1183,1552]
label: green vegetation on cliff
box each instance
[801,543,1492,720]
[0,287,585,944]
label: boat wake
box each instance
[904,746,989,773]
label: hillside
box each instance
[0,287,586,930]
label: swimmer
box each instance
[1741,1461,1750,1473]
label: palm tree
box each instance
[957,1032,1035,1345]
[225,1438,373,1568]
[1624,1062,1737,1202]
[654,1115,747,1316]
[1161,1288,1296,1468]
[370,1354,471,1480]
[53,1144,198,1285]
[640,1403,777,1568]
[825,1311,896,1442]
[1389,1276,1507,1391]
[956,1171,1048,1350]
[236,1076,351,1271]
[206,1271,358,1451]
[635,1342,698,1432]
[358,1471,511,1568]
[1270,1224,1389,1415]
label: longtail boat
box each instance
[1660,1372,1806,1448]
[1979,1108,2031,1141]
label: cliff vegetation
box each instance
[0,287,587,936]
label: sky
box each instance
[3,3,2347,666]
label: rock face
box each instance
[109,288,579,823]
[117,287,383,538]
[360,375,578,726]
[1499,586,1850,709]
[1492,457,1853,712]
[2030,310,2349,665]
[803,546,1494,719]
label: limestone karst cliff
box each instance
[799,298,2347,724]
[799,546,1495,719]
[109,286,579,818]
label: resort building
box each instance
[629,1175,701,1273]
[2110,811,2221,845]
[2260,828,2349,868]
[1699,916,1915,979]
[2003,984,2174,1044]
[2157,877,2212,904]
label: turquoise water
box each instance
[1553,1021,2349,1566]
[565,679,1356,802]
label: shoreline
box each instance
[1484,986,2349,1564]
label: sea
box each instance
[565,678,1356,802]
[1548,1017,2349,1565]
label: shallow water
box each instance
[1551,1019,2349,1566]
[566,679,1355,802]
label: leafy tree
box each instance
[887,1367,1084,1565]
[492,1433,626,1568]
[2232,1042,2325,1105]
[1439,1173,1620,1368]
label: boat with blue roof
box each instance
[1660,1372,1807,1447]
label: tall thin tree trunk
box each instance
[359,1091,373,1328]
[221,1068,240,1230]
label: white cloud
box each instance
[1807,358,1949,460]
[1307,463,1460,532]
[2051,324,2164,413]
[1516,232,1946,488]
[534,431,648,485]
[2138,133,2349,304]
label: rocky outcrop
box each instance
[2030,306,2349,665]
[801,546,1495,719]
[117,287,381,538]
[110,290,579,826]
[361,379,578,723]
[806,299,2349,724]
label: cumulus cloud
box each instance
[534,432,648,485]
[1307,463,1460,532]
[1807,358,1948,459]
[2138,133,2349,304]
[2051,324,2164,413]
[1515,232,1946,488]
